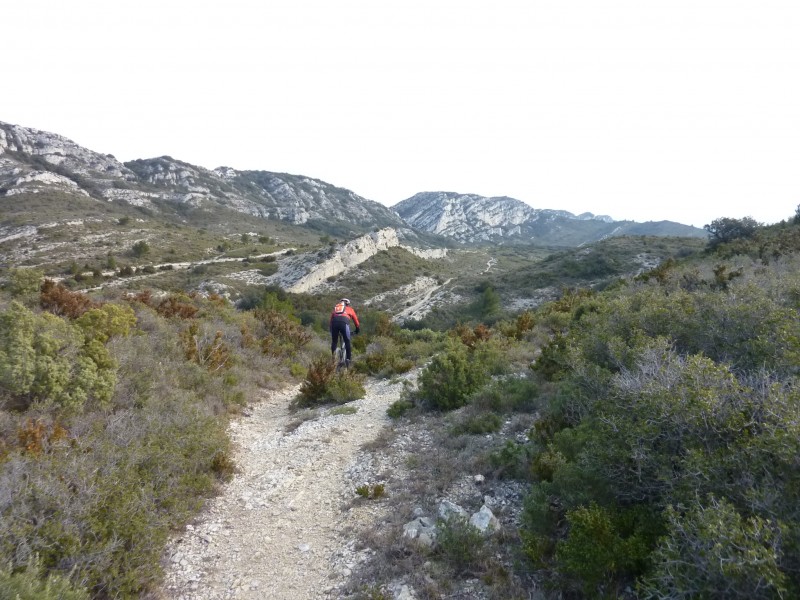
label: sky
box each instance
[3,1,799,228]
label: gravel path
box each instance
[159,373,416,599]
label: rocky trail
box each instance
[159,372,418,600]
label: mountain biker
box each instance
[330,298,360,366]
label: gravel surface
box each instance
[159,372,417,599]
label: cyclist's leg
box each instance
[343,324,352,361]
[331,324,339,355]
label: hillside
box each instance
[3,214,799,598]
[0,121,404,240]
[393,191,706,245]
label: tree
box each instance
[703,217,760,248]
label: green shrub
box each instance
[473,376,539,413]
[326,370,366,404]
[418,340,488,411]
[0,302,117,412]
[131,240,150,257]
[452,412,502,435]
[489,440,533,480]
[289,362,306,378]
[6,268,44,304]
[640,498,787,599]
[354,483,385,499]
[435,516,487,575]
[387,399,414,419]
[0,556,89,600]
[296,355,335,407]
[360,336,414,378]
[555,503,651,597]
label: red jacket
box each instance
[330,302,360,329]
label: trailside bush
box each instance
[451,412,502,436]
[296,355,336,406]
[0,556,89,600]
[6,268,44,304]
[554,503,652,597]
[0,290,276,597]
[640,498,787,600]
[435,515,488,575]
[326,370,367,404]
[387,399,414,419]
[509,237,800,596]
[0,302,117,412]
[295,355,365,407]
[359,336,414,378]
[418,339,489,411]
[0,388,231,598]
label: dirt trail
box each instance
[160,374,415,600]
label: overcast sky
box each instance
[4,1,799,227]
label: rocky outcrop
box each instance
[270,228,432,294]
[0,121,404,235]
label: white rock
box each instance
[469,505,500,534]
[438,500,468,521]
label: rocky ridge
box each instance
[393,191,706,246]
[0,121,402,236]
[263,228,446,295]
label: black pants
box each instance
[331,321,352,360]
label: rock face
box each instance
[393,191,706,246]
[265,228,442,294]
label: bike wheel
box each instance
[334,343,346,371]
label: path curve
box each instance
[159,373,415,599]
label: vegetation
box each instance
[352,213,800,598]
[4,194,800,598]
[0,278,325,597]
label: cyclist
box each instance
[330,298,360,366]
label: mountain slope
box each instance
[0,121,402,236]
[393,191,706,245]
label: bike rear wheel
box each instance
[334,339,347,371]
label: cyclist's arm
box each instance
[347,307,360,328]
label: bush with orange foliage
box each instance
[180,322,231,372]
[16,419,69,455]
[40,280,98,319]
[452,323,493,349]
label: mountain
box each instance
[1,119,705,252]
[393,191,706,246]
[0,121,403,236]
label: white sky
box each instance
[4,1,799,227]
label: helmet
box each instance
[340,298,351,305]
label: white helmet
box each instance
[340,298,351,305]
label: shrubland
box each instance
[5,210,800,598]
[0,278,325,597]
[369,215,800,598]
